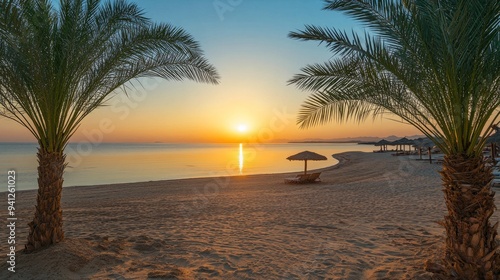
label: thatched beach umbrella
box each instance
[375,139,391,151]
[393,137,415,151]
[423,140,435,163]
[418,139,436,163]
[421,139,435,149]
[412,137,426,148]
[412,137,426,159]
[412,138,435,161]
[286,151,327,175]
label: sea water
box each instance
[0,142,375,190]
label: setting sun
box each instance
[237,124,248,133]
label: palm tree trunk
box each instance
[25,148,65,252]
[438,154,499,278]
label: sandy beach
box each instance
[0,151,484,279]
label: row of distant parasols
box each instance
[376,133,500,164]
[375,137,435,152]
[376,132,500,152]
[287,132,500,175]
[375,137,441,163]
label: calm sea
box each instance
[0,142,375,191]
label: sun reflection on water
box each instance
[239,143,244,174]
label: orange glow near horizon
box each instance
[0,107,422,143]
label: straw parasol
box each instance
[286,151,327,175]
[421,139,436,163]
[392,137,415,151]
[421,139,435,149]
[412,137,440,163]
[375,139,391,151]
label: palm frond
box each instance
[0,0,220,152]
[289,0,500,157]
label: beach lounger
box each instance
[284,172,322,184]
[307,172,321,183]
[284,174,309,184]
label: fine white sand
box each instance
[2,151,492,279]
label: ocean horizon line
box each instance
[0,138,406,145]
[0,142,375,191]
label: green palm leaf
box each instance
[0,0,219,152]
[289,0,500,156]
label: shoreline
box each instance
[2,152,350,194]
[0,151,468,279]
[0,142,373,192]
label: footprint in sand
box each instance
[194,266,221,277]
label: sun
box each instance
[237,124,248,133]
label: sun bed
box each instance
[307,172,321,183]
[284,174,308,184]
[284,172,322,184]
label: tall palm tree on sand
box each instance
[289,0,499,278]
[0,0,219,252]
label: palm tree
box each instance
[0,0,219,252]
[288,0,499,278]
